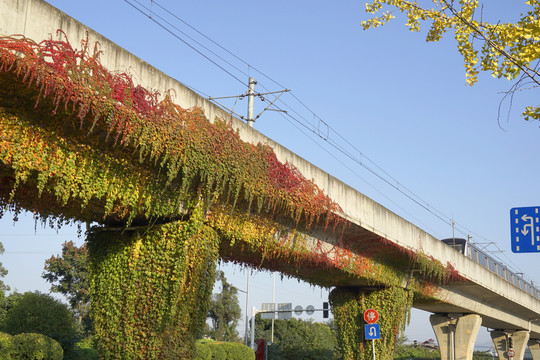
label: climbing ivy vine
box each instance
[330,286,413,360]
[88,204,219,359]
[0,31,343,229]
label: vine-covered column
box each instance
[329,286,412,360]
[87,211,219,359]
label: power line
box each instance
[123,0,246,85]
[273,105,446,238]
[152,1,249,70]
[265,99,454,227]
[148,0,295,94]
[278,108,526,274]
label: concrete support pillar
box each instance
[87,219,220,359]
[529,340,540,359]
[454,314,482,360]
[430,314,482,360]
[430,315,454,360]
[330,286,412,360]
[491,330,530,360]
[514,331,531,359]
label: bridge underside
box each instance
[416,283,540,335]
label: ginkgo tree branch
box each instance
[362,0,540,121]
[440,0,540,87]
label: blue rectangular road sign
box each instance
[364,324,380,340]
[511,206,540,253]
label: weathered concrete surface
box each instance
[430,315,455,360]
[2,0,540,338]
[529,340,540,359]
[430,314,481,360]
[492,330,530,360]
[455,315,482,360]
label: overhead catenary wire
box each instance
[121,0,526,276]
[273,104,446,239]
[265,99,453,228]
[123,0,247,86]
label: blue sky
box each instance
[1,0,539,350]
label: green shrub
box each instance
[194,341,212,360]
[63,347,99,360]
[12,333,63,360]
[194,340,254,360]
[0,332,14,360]
[221,342,255,360]
[394,345,440,359]
[208,342,227,360]
[1,292,80,352]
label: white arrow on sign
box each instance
[521,214,535,245]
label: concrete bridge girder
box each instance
[418,286,540,339]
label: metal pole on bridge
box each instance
[247,77,255,127]
[244,79,255,346]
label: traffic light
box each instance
[323,302,329,318]
[508,336,513,349]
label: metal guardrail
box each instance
[441,238,540,299]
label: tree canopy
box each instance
[42,241,90,332]
[255,317,337,360]
[362,0,540,121]
[0,242,8,298]
[205,270,242,342]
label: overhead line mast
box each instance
[209,77,290,128]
